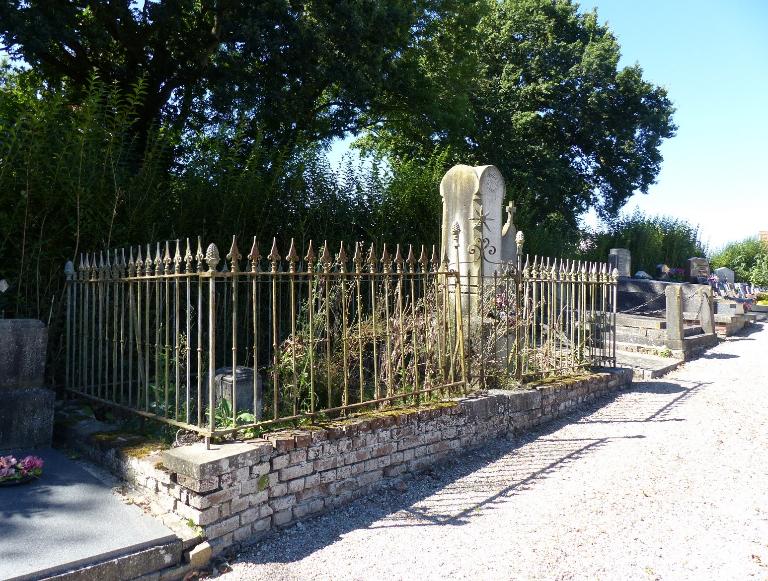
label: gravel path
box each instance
[220,323,768,580]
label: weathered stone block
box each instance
[162,441,269,480]
[0,319,47,389]
[278,462,313,482]
[0,386,54,451]
[187,541,212,569]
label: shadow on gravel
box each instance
[230,376,709,568]
[575,379,709,424]
[697,352,739,360]
[726,322,765,340]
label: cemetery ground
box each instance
[219,322,768,581]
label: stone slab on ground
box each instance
[0,448,178,581]
[616,350,682,379]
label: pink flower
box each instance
[0,455,17,470]
[19,456,44,472]
[0,467,14,478]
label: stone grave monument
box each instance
[439,164,521,373]
[609,249,631,278]
[687,257,710,283]
[440,164,521,305]
[0,319,54,452]
[714,266,735,284]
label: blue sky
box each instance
[330,0,768,251]
[577,0,768,250]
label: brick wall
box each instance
[68,369,632,555]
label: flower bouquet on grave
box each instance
[0,455,44,486]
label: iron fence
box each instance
[64,236,617,438]
[64,237,467,438]
[461,256,618,388]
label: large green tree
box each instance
[363,0,676,255]
[0,0,472,154]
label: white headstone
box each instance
[609,249,631,278]
[714,266,735,284]
[440,164,516,284]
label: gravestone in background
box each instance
[714,266,735,284]
[0,319,54,452]
[609,249,631,278]
[687,257,710,283]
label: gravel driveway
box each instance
[220,323,768,580]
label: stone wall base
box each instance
[61,369,632,556]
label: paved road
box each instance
[222,323,768,580]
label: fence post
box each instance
[64,261,75,391]
[612,268,619,367]
[665,285,685,351]
[205,243,220,447]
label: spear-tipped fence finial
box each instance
[320,241,332,269]
[381,243,391,272]
[268,238,281,271]
[195,237,204,272]
[304,240,316,267]
[394,244,404,272]
[227,235,242,273]
[418,245,428,270]
[367,242,377,272]
[248,237,261,272]
[286,238,299,272]
[184,239,193,273]
[163,241,172,274]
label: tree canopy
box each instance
[0,0,678,319]
[0,0,471,153]
[363,0,676,253]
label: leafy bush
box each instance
[710,237,768,285]
[579,210,706,275]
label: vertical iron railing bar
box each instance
[304,241,316,416]
[163,242,171,418]
[143,245,150,412]
[354,244,365,405]
[338,243,350,409]
[184,239,192,425]
[196,238,204,427]
[228,236,242,424]
[368,244,380,402]
[118,250,126,404]
[111,251,119,403]
[407,246,419,402]
[322,242,332,409]
[250,238,262,421]
[206,243,219,441]
[173,240,182,420]
[286,238,298,416]
[382,245,393,399]
[269,239,281,421]
[395,245,405,397]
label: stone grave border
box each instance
[59,368,632,558]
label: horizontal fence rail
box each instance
[64,238,467,437]
[64,236,617,438]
